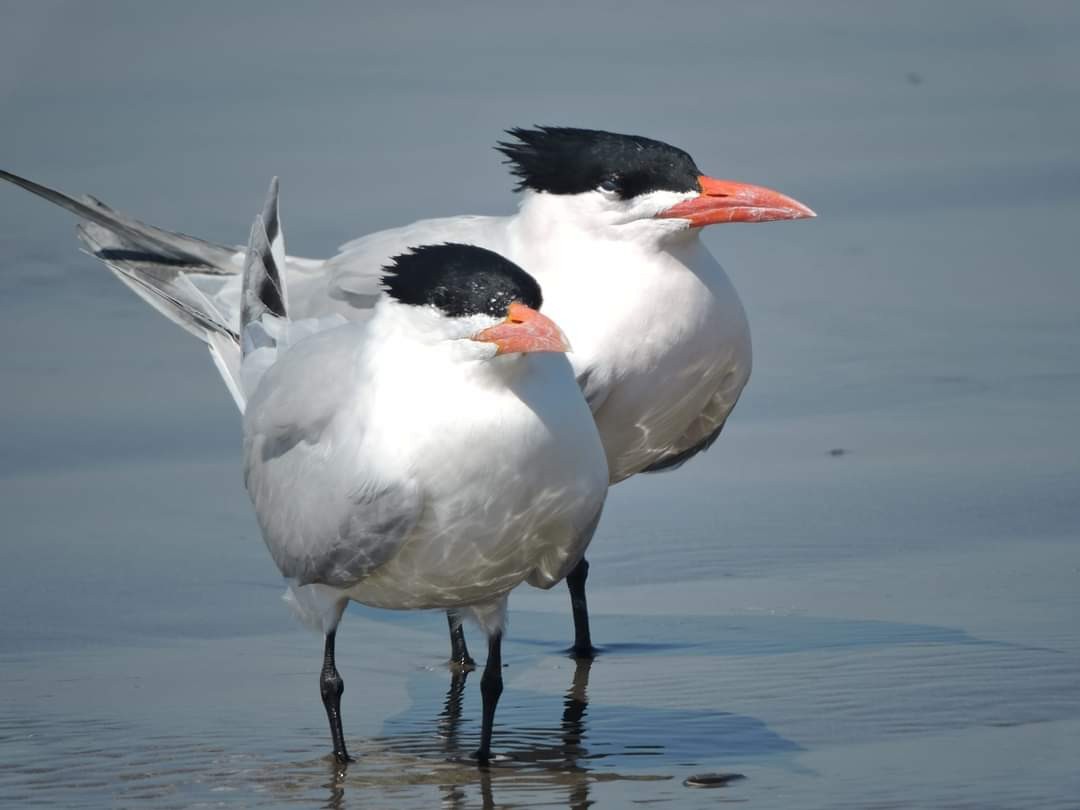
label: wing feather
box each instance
[242,324,422,587]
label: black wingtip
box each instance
[262,176,281,245]
[241,214,286,327]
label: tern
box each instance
[1,126,814,665]
[221,182,608,762]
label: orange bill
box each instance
[657,175,816,226]
[473,302,571,355]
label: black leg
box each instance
[320,630,353,763]
[473,632,503,765]
[447,611,476,671]
[566,558,597,659]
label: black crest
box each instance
[382,243,543,319]
[496,126,702,198]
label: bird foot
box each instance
[472,748,491,766]
[470,748,509,766]
[448,655,477,672]
[565,643,600,661]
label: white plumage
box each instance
[239,197,609,761]
[1,126,813,667]
[242,296,608,637]
[1,165,614,760]
[227,203,608,641]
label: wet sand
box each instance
[2,2,1079,807]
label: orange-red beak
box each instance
[472,302,571,356]
[656,175,816,227]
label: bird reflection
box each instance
[561,659,591,810]
[321,760,347,810]
[437,669,470,754]
[312,660,599,809]
[436,658,595,810]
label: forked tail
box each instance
[0,170,288,410]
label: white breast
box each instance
[340,347,609,610]
[509,228,751,482]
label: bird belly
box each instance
[342,361,607,610]
[595,308,749,481]
[569,243,751,483]
[342,472,600,610]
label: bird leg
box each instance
[446,611,476,671]
[319,629,353,763]
[473,632,504,765]
[566,558,597,658]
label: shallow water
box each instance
[2,1,1080,808]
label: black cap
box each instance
[496,126,702,199]
[382,243,543,319]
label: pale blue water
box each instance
[2,2,1079,808]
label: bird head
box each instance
[381,244,570,358]
[496,126,815,237]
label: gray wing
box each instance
[242,326,423,587]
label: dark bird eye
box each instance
[598,177,619,193]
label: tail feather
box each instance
[76,221,239,342]
[1,169,287,410]
[1,169,239,270]
[3,169,242,346]
[207,332,245,411]
[76,218,249,410]
[2,170,319,411]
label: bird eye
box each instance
[597,177,619,193]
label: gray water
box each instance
[2,1,1079,807]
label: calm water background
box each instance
[2,2,1079,807]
